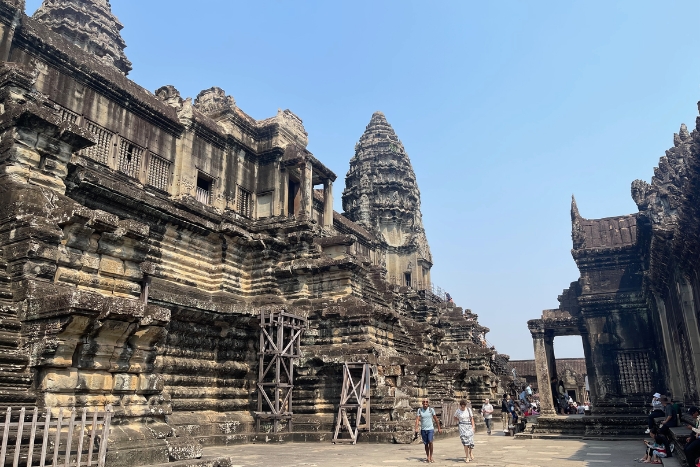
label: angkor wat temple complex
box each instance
[0,0,506,464]
[528,92,700,418]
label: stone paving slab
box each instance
[198,432,650,467]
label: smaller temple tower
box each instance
[342,111,432,289]
[33,0,132,74]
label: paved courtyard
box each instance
[203,433,662,467]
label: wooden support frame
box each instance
[332,363,371,444]
[255,310,307,434]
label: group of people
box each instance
[640,391,697,464]
[414,394,537,464]
[415,398,478,463]
[550,376,589,415]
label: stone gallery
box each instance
[528,100,700,417]
[0,0,507,465]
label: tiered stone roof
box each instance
[342,111,432,263]
[33,0,132,74]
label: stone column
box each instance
[532,330,557,416]
[322,178,333,228]
[580,330,598,407]
[299,160,313,219]
[679,280,700,393]
[280,167,289,217]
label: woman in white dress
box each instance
[453,400,476,463]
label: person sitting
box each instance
[684,406,700,465]
[646,392,664,434]
[638,427,669,464]
[658,396,677,437]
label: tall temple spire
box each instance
[343,111,432,287]
[33,0,132,75]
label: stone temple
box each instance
[528,100,700,433]
[0,1,509,465]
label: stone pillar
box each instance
[271,163,280,216]
[299,160,313,219]
[280,167,289,217]
[322,178,333,228]
[679,280,700,394]
[532,331,557,416]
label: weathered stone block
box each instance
[81,252,101,272]
[40,368,78,392]
[76,370,113,391]
[99,255,125,277]
[113,373,138,392]
[123,260,142,280]
[63,223,96,251]
[165,437,202,461]
[137,373,164,394]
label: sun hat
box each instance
[653,392,661,398]
[659,396,671,403]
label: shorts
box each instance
[420,429,434,444]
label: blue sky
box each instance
[25,1,700,359]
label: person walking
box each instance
[481,398,493,435]
[454,400,476,463]
[415,398,441,463]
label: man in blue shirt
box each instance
[415,398,442,463]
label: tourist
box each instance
[518,389,527,404]
[525,384,533,398]
[454,400,476,463]
[684,406,700,465]
[481,398,493,435]
[646,392,664,434]
[415,398,441,463]
[576,402,585,415]
[658,395,677,437]
[501,394,510,433]
[638,427,669,464]
[551,377,560,413]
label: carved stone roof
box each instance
[342,112,431,262]
[33,0,132,75]
[571,195,638,250]
[631,123,693,227]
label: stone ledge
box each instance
[146,456,234,467]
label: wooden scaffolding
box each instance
[255,310,306,434]
[332,363,371,444]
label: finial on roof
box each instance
[571,195,582,221]
[571,195,586,249]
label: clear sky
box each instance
[25,0,700,360]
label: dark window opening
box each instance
[404,273,412,287]
[237,186,252,217]
[196,174,211,204]
[288,180,300,216]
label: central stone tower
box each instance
[342,111,433,289]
